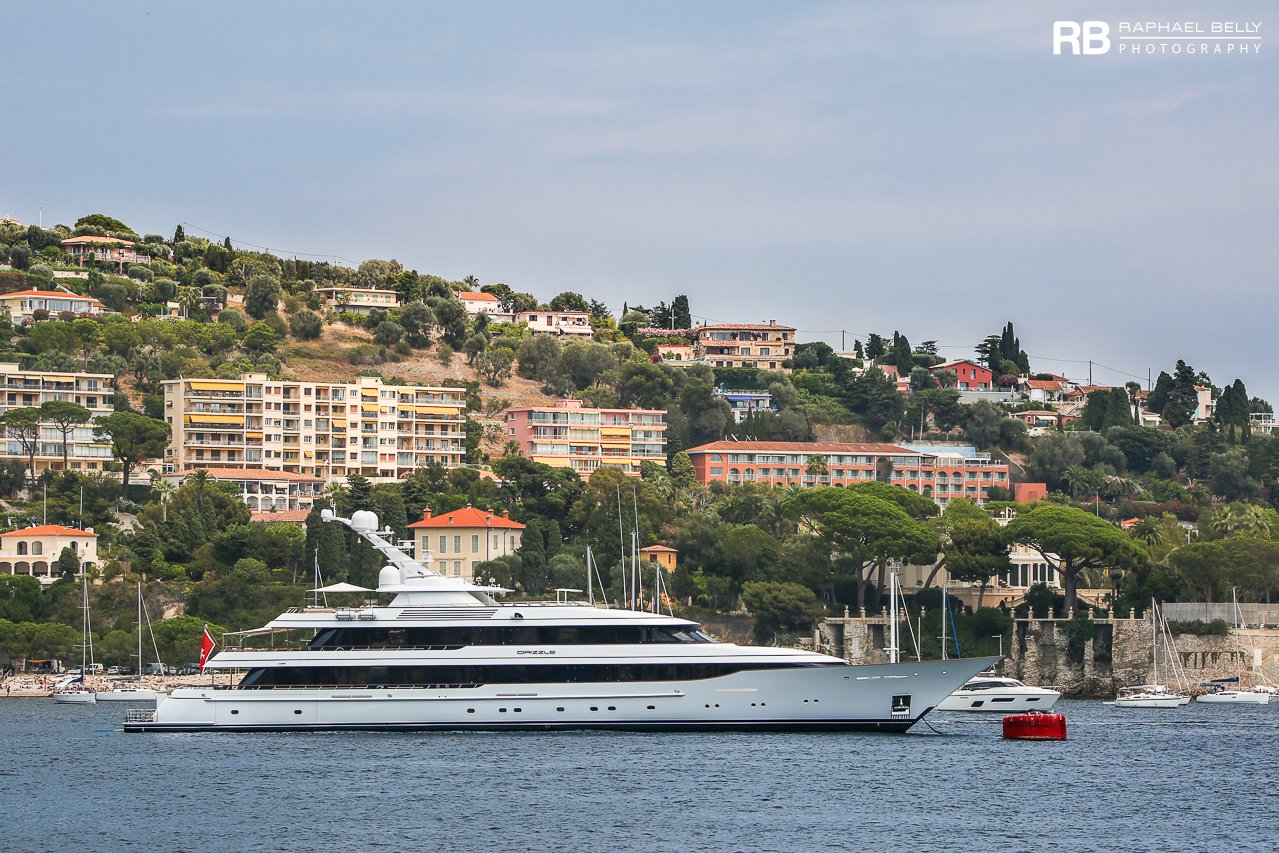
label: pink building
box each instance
[505,399,666,477]
[931,359,993,391]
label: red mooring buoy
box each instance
[1002,712,1067,740]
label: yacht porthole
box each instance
[499,708,507,713]
[556,707,565,712]
[646,705,655,710]
[607,706,616,711]
[590,706,598,711]
[294,709,302,715]
[467,709,475,714]
[230,710,239,715]
[514,708,522,713]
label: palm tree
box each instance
[186,468,210,514]
[462,275,480,290]
[805,454,829,485]
[1061,465,1095,499]
[1129,517,1165,547]
[1100,475,1141,501]
[176,286,202,319]
[149,470,176,522]
[1206,503,1271,539]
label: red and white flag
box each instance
[199,626,217,674]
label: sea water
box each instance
[1,699,1274,852]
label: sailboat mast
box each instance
[940,581,948,661]
[1150,598,1158,685]
[888,571,899,664]
[137,580,143,678]
[586,546,594,605]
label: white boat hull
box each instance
[124,657,998,733]
[1113,694,1190,708]
[1195,691,1271,705]
[937,688,1060,713]
[96,689,163,702]
[53,692,97,705]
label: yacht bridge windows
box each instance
[305,624,718,650]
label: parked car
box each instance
[144,663,174,676]
[107,666,122,675]
[177,664,200,676]
[66,667,83,677]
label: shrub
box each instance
[437,343,454,365]
[289,309,323,340]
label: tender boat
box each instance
[937,674,1061,712]
[52,687,97,705]
[124,509,997,733]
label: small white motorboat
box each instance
[937,674,1061,712]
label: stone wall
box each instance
[818,612,1279,698]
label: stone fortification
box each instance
[817,611,1279,698]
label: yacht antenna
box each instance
[322,509,436,579]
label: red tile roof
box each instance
[60,235,136,246]
[934,359,987,371]
[408,506,525,529]
[1025,379,1065,391]
[2,524,97,538]
[688,441,917,455]
[170,467,324,483]
[0,290,99,300]
[697,322,796,331]
[459,291,499,301]
[639,544,677,552]
[249,510,310,523]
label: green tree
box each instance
[1167,541,1228,605]
[373,321,404,347]
[55,546,80,578]
[1162,360,1200,428]
[0,575,47,622]
[741,581,826,640]
[38,400,92,470]
[243,274,281,319]
[1208,448,1261,501]
[477,346,514,386]
[242,322,280,353]
[1005,504,1147,609]
[94,411,170,500]
[548,291,589,313]
[399,301,435,348]
[1,407,43,488]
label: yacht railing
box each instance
[124,708,156,723]
[220,644,465,653]
[239,683,482,691]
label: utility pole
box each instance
[1088,360,1093,386]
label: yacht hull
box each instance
[1195,691,1271,705]
[1112,695,1190,708]
[124,657,998,733]
[936,688,1060,713]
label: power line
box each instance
[181,221,357,264]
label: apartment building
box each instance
[0,363,114,475]
[162,373,466,482]
[504,398,666,477]
[695,321,795,370]
[408,506,525,580]
[162,467,325,512]
[686,440,1013,506]
[514,310,594,337]
[314,286,402,317]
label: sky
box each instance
[3,1,1275,398]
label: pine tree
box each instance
[1147,371,1174,414]
[223,236,233,251]
[864,333,885,361]
[671,295,692,329]
[173,224,185,244]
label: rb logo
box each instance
[1052,21,1111,55]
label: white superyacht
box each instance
[125,509,995,733]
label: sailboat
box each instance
[98,582,165,702]
[1196,589,1272,705]
[1112,599,1190,708]
[52,576,97,705]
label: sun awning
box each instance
[310,582,374,593]
[415,405,458,415]
[190,381,245,392]
[360,387,379,396]
[361,403,378,413]
[185,414,245,424]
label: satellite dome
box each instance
[351,510,379,532]
[378,565,401,588]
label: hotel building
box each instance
[162,373,466,482]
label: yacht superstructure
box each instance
[936,674,1061,712]
[125,509,995,733]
